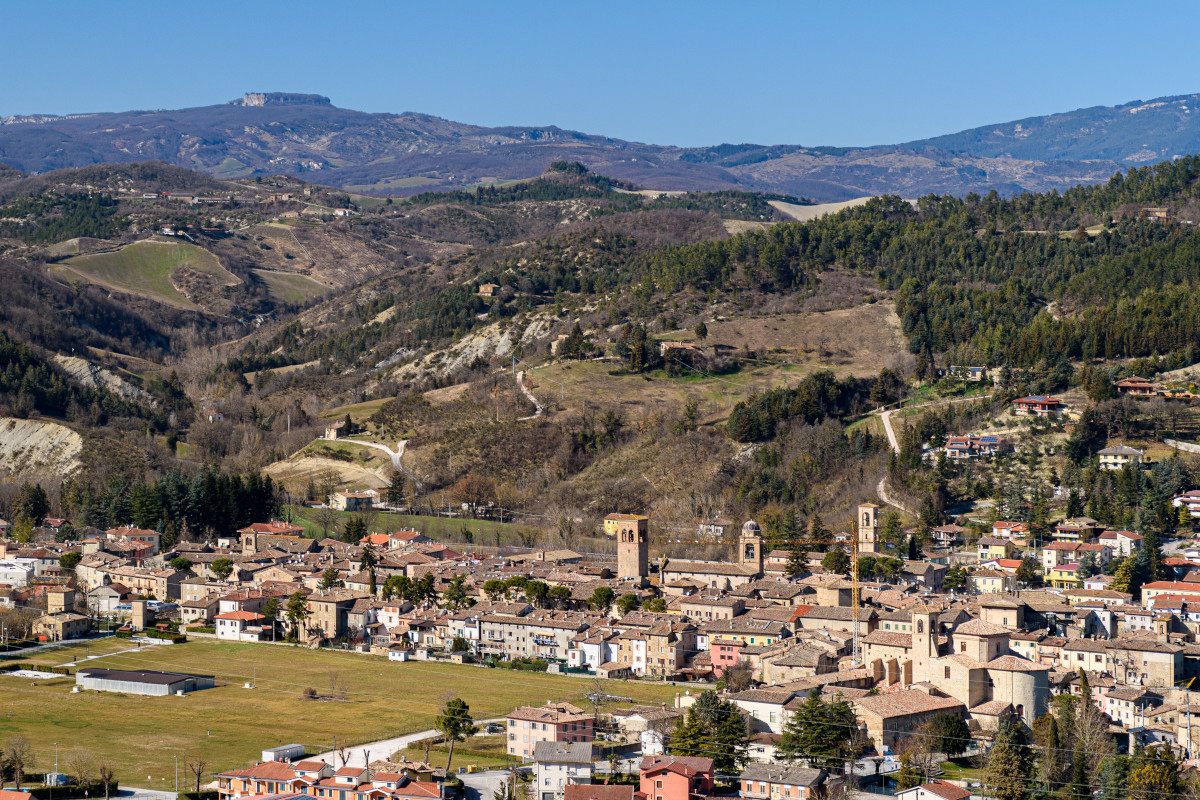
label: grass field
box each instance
[51,240,239,309]
[1,639,676,786]
[251,269,329,303]
[287,507,529,543]
[403,734,511,769]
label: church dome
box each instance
[742,519,761,536]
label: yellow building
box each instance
[603,513,648,537]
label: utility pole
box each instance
[175,754,179,793]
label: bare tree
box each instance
[4,737,34,789]
[65,748,96,787]
[186,754,207,794]
[336,742,351,768]
[309,506,340,539]
[98,761,115,800]
[328,670,346,701]
[722,659,756,692]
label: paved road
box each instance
[312,719,504,768]
[462,768,514,800]
[333,437,421,490]
[875,397,981,514]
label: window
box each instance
[944,666,951,679]
[656,781,663,789]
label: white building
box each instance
[533,741,594,800]
[0,559,36,587]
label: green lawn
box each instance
[1,639,676,787]
[404,734,511,769]
[287,508,529,544]
[51,240,239,309]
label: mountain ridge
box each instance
[1,92,1198,201]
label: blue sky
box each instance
[5,1,1200,147]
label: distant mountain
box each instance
[0,91,1196,201]
[903,93,1200,163]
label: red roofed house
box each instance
[240,521,306,553]
[216,761,439,800]
[1141,581,1200,604]
[991,521,1029,540]
[0,791,34,800]
[896,781,971,800]
[1115,376,1156,397]
[1173,490,1200,519]
[507,703,594,758]
[639,755,715,800]
[1013,396,1066,418]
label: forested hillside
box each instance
[4,151,1200,553]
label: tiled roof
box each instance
[854,690,964,719]
[912,780,972,800]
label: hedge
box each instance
[0,663,73,676]
[179,791,219,800]
[495,658,548,672]
[28,781,117,799]
[189,626,216,635]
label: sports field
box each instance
[0,639,676,787]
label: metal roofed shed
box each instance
[75,668,215,696]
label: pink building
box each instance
[710,637,744,677]
[639,756,715,800]
[506,703,594,758]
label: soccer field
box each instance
[0,639,677,789]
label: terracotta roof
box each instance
[911,781,972,800]
[953,618,1010,636]
[854,690,965,719]
[565,786,634,800]
[639,755,714,776]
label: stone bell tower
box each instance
[858,502,880,554]
[616,516,649,582]
[739,520,764,577]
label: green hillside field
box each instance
[50,239,240,309]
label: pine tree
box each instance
[786,543,806,578]
[712,707,750,773]
[669,712,707,757]
[386,470,406,507]
[1031,714,1062,794]
[983,722,1035,800]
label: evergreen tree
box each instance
[821,546,850,575]
[342,514,367,543]
[712,707,750,773]
[895,753,920,791]
[1031,714,1063,795]
[1097,755,1129,800]
[669,712,707,757]
[386,470,406,507]
[1127,744,1181,800]
[786,542,806,579]
[983,721,1035,800]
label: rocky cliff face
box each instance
[233,93,333,107]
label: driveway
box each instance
[312,719,504,768]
